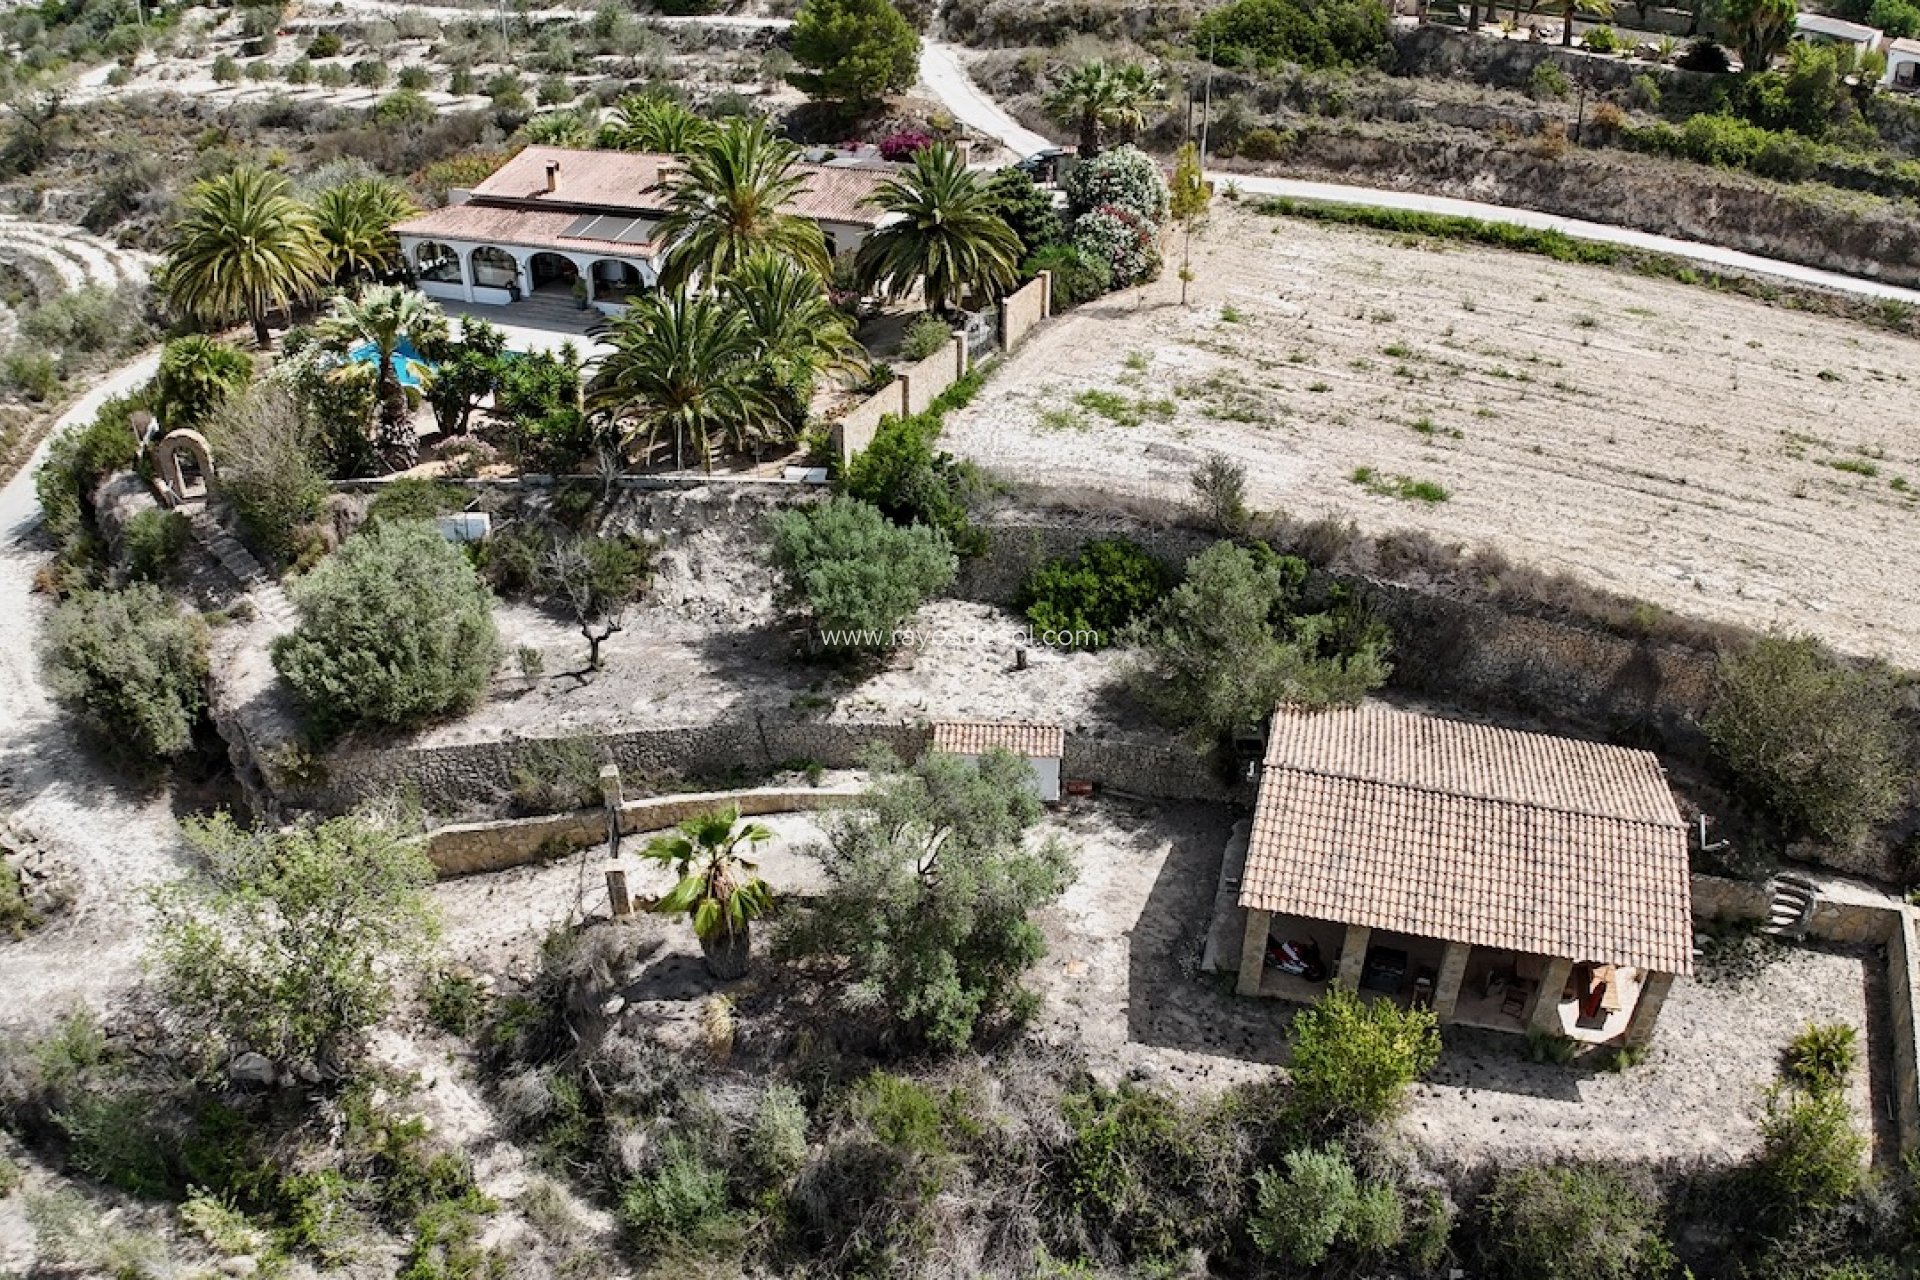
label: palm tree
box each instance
[162,166,327,347]
[317,284,447,461]
[855,144,1021,318]
[637,807,774,980]
[311,177,419,287]
[587,291,775,472]
[1558,0,1612,45]
[598,94,716,155]
[1044,60,1120,158]
[654,117,829,292]
[1106,62,1165,147]
[723,251,866,432]
[519,108,596,148]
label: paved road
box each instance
[919,40,1920,306]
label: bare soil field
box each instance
[943,204,1920,665]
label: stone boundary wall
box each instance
[426,784,863,878]
[827,382,905,466]
[1692,873,1920,1154]
[902,333,970,417]
[331,473,817,494]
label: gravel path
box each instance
[0,351,189,1037]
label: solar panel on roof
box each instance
[615,220,657,245]
[560,213,599,237]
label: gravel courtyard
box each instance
[942,204,1920,666]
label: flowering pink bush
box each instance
[879,131,936,161]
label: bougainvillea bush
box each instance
[1063,144,1171,223]
[879,131,936,161]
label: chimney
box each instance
[544,161,560,194]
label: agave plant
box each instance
[638,807,775,980]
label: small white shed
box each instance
[930,720,1065,803]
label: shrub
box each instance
[1056,1081,1246,1259]
[372,88,435,127]
[1784,1023,1859,1094]
[747,1084,810,1183]
[121,509,190,584]
[23,285,151,357]
[1528,60,1571,100]
[272,519,501,735]
[1287,984,1440,1130]
[878,130,934,160]
[1704,634,1904,846]
[779,749,1075,1050]
[769,496,957,651]
[1249,1146,1358,1267]
[1070,204,1161,288]
[1871,0,1920,37]
[155,335,252,430]
[39,585,207,761]
[537,75,572,106]
[1582,24,1619,52]
[1063,144,1170,223]
[1192,0,1394,71]
[837,412,984,555]
[983,166,1063,257]
[1021,242,1111,308]
[307,30,342,58]
[1237,125,1289,160]
[1753,1084,1866,1212]
[1128,541,1391,742]
[351,58,388,88]
[1589,100,1627,136]
[1191,454,1250,533]
[1478,1163,1671,1280]
[1019,538,1166,650]
[207,384,329,567]
[365,477,467,525]
[151,810,438,1077]
[788,0,920,110]
[1677,38,1732,73]
[618,1137,735,1254]
[899,313,952,362]
[213,54,240,83]
[3,349,58,401]
[35,394,143,539]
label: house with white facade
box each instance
[394,146,894,316]
[1794,11,1884,55]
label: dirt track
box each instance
[944,205,1920,664]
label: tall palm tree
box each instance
[1044,61,1120,158]
[653,117,828,293]
[1558,0,1613,45]
[317,284,447,461]
[855,144,1021,318]
[723,251,866,431]
[311,177,419,287]
[587,291,775,472]
[1106,62,1166,147]
[598,94,716,155]
[638,807,774,979]
[162,166,327,347]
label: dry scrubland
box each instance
[944,205,1920,664]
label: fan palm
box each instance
[317,284,447,461]
[855,144,1021,317]
[637,806,775,980]
[723,251,866,431]
[1044,60,1121,158]
[598,94,717,155]
[653,117,828,292]
[587,291,775,472]
[311,177,419,287]
[162,166,327,347]
[1106,62,1165,146]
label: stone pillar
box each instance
[1040,269,1053,318]
[605,866,632,917]
[1622,970,1676,1048]
[1528,956,1575,1035]
[1335,924,1372,990]
[1432,940,1471,1021]
[951,331,969,380]
[600,765,623,859]
[1237,908,1272,997]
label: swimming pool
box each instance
[347,337,435,389]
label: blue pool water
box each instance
[347,337,435,388]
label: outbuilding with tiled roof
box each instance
[930,720,1065,802]
[1235,702,1693,1048]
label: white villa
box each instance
[394,146,895,316]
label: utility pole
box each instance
[1198,33,1216,164]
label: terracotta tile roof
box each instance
[931,720,1065,759]
[464,145,892,227]
[1240,703,1694,975]
[392,202,665,256]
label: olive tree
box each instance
[769,496,956,652]
[272,519,500,735]
[778,749,1075,1051]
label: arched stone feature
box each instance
[415,240,462,284]
[151,429,215,507]
[470,246,520,294]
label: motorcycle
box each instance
[1265,934,1328,983]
